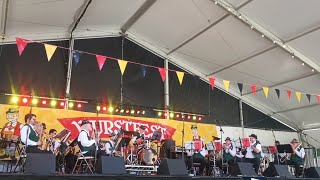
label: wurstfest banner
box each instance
[0,104,218,145]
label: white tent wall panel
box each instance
[288,29,320,67]
[240,0,320,41]
[220,126,299,147]
[130,0,227,51]
[77,0,145,31]
[281,106,320,129]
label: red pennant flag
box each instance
[251,85,257,95]
[208,77,216,90]
[317,95,320,103]
[287,90,292,100]
[96,55,107,71]
[158,68,167,82]
[16,38,28,56]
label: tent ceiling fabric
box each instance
[1,0,320,146]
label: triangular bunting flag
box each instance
[251,85,257,95]
[118,59,128,75]
[275,89,280,99]
[96,55,107,71]
[263,87,269,98]
[208,77,216,90]
[44,44,57,62]
[237,83,243,95]
[287,90,292,100]
[296,92,301,103]
[223,80,230,92]
[73,51,81,66]
[16,38,28,56]
[176,71,185,85]
[158,68,167,82]
[306,94,311,103]
[317,95,320,103]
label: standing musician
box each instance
[288,138,305,177]
[223,137,236,174]
[245,134,262,174]
[20,114,50,153]
[105,132,117,156]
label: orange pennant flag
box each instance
[263,87,269,98]
[296,92,301,103]
[44,44,57,62]
[223,80,230,92]
[176,71,184,85]
[118,59,128,75]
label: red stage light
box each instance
[42,100,47,105]
[198,117,202,121]
[102,106,107,111]
[22,98,28,103]
[126,110,130,114]
[60,102,65,107]
[187,115,191,119]
[137,110,140,114]
[115,109,119,112]
[77,104,82,108]
[176,114,180,118]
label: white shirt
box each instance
[245,141,262,159]
[294,147,305,159]
[77,130,95,148]
[224,143,236,157]
[20,124,38,146]
[105,140,115,155]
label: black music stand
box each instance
[276,144,293,165]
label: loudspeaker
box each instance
[263,164,294,178]
[232,162,257,177]
[25,153,56,174]
[100,156,126,175]
[157,159,188,176]
[305,167,320,178]
[160,140,175,158]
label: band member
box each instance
[223,137,236,165]
[77,120,97,156]
[133,125,146,145]
[47,129,58,153]
[20,114,50,153]
[245,134,262,174]
[0,108,23,159]
[288,138,305,177]
[273,141,286,164]
[105,132,116,156]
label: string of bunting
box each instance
[15,37,320,104]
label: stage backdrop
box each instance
[0,104,218,146]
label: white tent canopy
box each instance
[1,0,320,147]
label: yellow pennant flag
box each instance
[263,87,269,98]
[296,92,301,103]
[176,71,184,85]
[44,44,57,62]
[223,80,230,92]
[118,60,128,75]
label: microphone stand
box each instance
[181,114,185,160]
[217,120,224,174]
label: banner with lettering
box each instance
[0,104,218,146]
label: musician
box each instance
[223,137,236,173]
[133,125,146,145]
[245,134,262,174]
[273,141,286,164]
[20,114,50,153]
[77,120,97,156]
[105,132,116,156]
[47,129,58,153]
[288,138,305,177]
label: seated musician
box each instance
[288,138,305,177]
[105,132,117,156]
[20,114,50,153]
[245,134,262,174]
[133,125,146,146]
[273,141,286,165]
[77,120,97,156]
[223,137,236,173]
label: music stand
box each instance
[276,144,293,165]
[185,141,195,175]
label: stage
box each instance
[0,174,319,180]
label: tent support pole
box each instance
[164,59,169,119]
[65,37,75,109]
[239,100,244,138]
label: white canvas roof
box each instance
[1,0,320,147]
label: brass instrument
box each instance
[35,122,45,149]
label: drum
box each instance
[138,148,157,165]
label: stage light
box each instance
[102,106,107,111]
[158,112,162,116]
[109,107,114,112]
[42,100,47,105]
[68,102,74,108]
[164,113,168,117]
[60,102,65,107]
[22,98,28,103]
[131,110,135,114]
[126,110,130,114]
[77,104,82,108]
[193,116,196,120]
[187,115,191,120]
[32,99,38,105]
[96,106,101,111]
[137,110,140,114]
[115,109,119,112]
[120,109,124,113]
[142,111,145,115]
[170,113,174,118]
[50,101,57,106]
[11,96,19,103]
[198,117,202,121]
[176,114,180,118]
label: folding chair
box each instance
[11,145,27,173]
[72,149,95,174]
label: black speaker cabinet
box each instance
[160,140,175,158]
[157,159,188,176]
[25,153,56,174]
[305,167,320,178]
[263,164,294,178]
[232,162,257,177]
[100,156,126,175]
